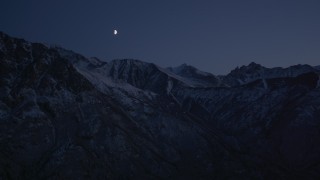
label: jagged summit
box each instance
[222,61,319,86]
[230,62,264,73]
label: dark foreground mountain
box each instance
[1,32,320,179]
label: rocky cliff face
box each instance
[1,32,320,179]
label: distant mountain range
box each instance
[1,31,320,179]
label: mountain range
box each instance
[1,32,320,179]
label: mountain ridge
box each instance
[1,31,320,179]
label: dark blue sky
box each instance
[1,0,320,74]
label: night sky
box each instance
[1,0,320,74]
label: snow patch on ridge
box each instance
[167,78,173,94]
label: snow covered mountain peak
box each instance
[166,63,224,87]
[168,63,212,77]
[88,57,105,66]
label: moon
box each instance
[114,30,118,35]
